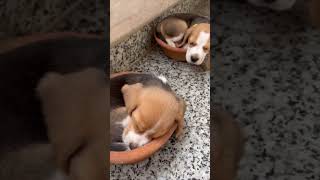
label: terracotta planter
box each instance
[154,32,187,62]
[0,32,103,54]
[110,72,177,164]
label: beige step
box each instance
[110,0,181,47]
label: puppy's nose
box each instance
[264,0,276,3]
[191,55,199,63]
[129,143,137,150]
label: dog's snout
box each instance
[264,0,276,3]
[191,55,199,63]
[129,143,137,150]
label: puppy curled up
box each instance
[110,73,186,151]
[37,68,107,180]
[156,13,210,70]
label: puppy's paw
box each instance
[157,75,168,84]
[166,40,176,47]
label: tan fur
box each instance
[157,17,188,38]
[121,83,186,139]
[177,23,210,50]
[213,105,245,180]
[36,68,107,180]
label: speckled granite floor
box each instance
[213,0,320,179]
[110,48,210,179]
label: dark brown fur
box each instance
[212,105,245,180]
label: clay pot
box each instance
[0,32,103,54]
[110,72,177,164]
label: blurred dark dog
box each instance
[0,35,107,180]
[212,104,245,180]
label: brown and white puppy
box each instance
[37,68,107,180]
[121,83,186,150]
[212,104,245,180]
[157,14,210,69]
[178,23,210,67]
[156,17,189,48]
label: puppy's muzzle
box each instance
[191,55,200,63]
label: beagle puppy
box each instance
[0,36,107,180]
[212,104,245,180]
[121,83,186,149]
[36,68,107,180]
[110,73,186,150]
[178,23,210,69]
[157,14,210,70]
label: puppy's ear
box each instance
[177,26,195,48]
[36,72,64,99]
[121,83,143,114]
[175,97,186,138]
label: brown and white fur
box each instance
[110,73,186,150]
[178,23,210,67]
[156,17,189,48]
[121,82,186,149]
[157,14,210,70]
[36,68,107,180]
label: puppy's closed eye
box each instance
[189,42,197,47]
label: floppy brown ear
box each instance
[177,26,195,48]
[36,72,64,99]
[175,97,186,138]
[121,83,143,114]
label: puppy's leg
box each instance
[165,39,177,47]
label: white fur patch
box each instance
[248,0,296,11]
[165,33,184,48]
[120,116,131,127]
[186,31,210,65]
[157,75,167,84]
[122,131,150,148]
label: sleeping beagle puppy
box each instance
[121,83,186,149]
[0,35,107,180]
[36,68,107,180]
[110,73,186,150]
[178,23,210,69]
[157,14,210,70]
